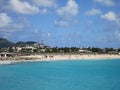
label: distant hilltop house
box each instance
[7,42,51,53]
[33,43,40,48]
[22,46,37,53]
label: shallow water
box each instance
[0,59,120,90]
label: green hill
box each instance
[0,38,14,48]
[0,38,44,48]
[15,41,38,47]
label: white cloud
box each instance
[7,0,39,15]
[86,20,94,28]
[39,8,48,14]
[57,0,78,18]
[0,13,12,27]
[101,11,117,21]
[55,20,69,27]
[115,30,120,37]
[93,0,115,6]
[34,28,39,34]
[85,8,101,16]
[0,0,5,7]
[101,11,120,24]
[114,29,120,42]
[33,0,57,7]
[47,33,51,37]
[0,16,29,35]
[55,0,79,27]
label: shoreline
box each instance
[0,54,120,65]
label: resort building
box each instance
[0,52,16,57]
[79,49,92,53]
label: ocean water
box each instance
[0,59,120,90]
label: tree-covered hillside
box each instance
[0,38,14,48]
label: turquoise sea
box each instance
[0,59,120,90]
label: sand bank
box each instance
[0,54,120,65]
[21,54,120,60]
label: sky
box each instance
[0,0,120,48]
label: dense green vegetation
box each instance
[43,47,120,54]
[15,41,38,47]
[0,38,120,54]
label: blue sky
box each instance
[0,0,120,48]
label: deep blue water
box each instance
[0,59,120,90]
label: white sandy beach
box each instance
[0,54,120,65]
[20,54,120,60]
